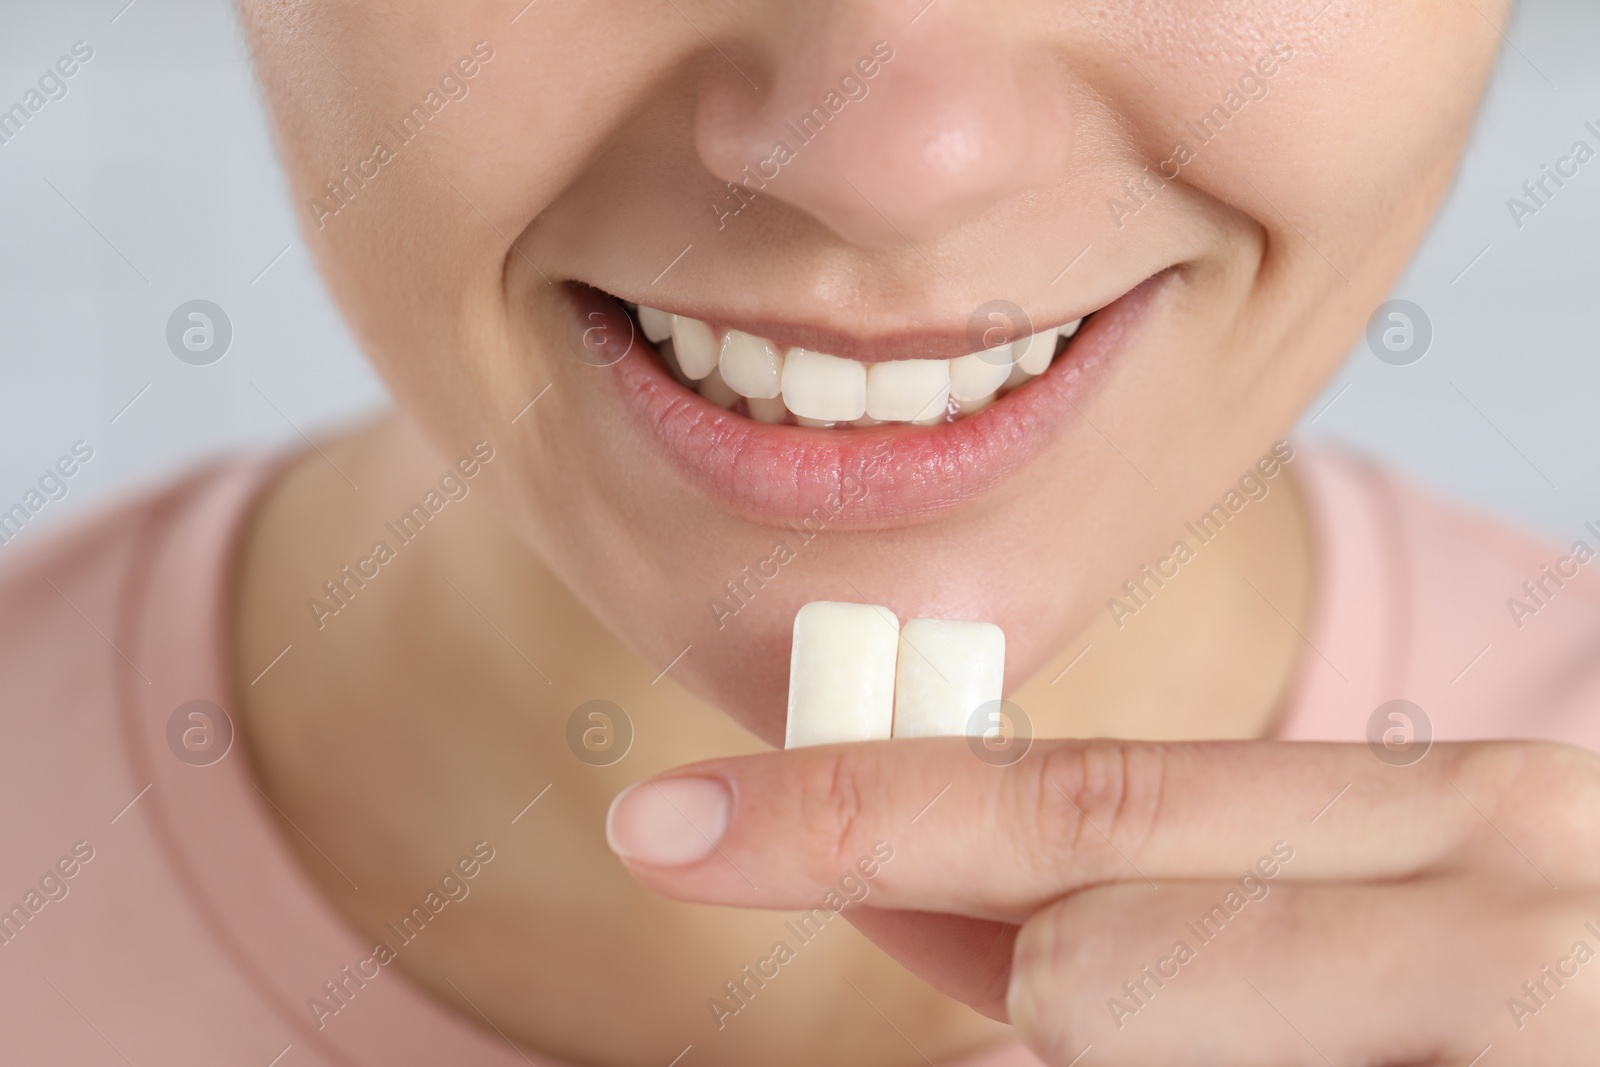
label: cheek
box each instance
[1109,2,1497,247]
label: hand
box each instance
[606,738,1600,1064]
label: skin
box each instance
[612,739,1600,1063]
[224,0,1565,1063]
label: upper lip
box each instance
[612,298,1119,362]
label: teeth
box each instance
[634,303,1088,428]
[747,396,789,423]
[866,359,950,423]
[892,618,1006,739]
[719,330,784,399]
[952,391,997,417]
[696,366,740,409]
[781,348,867,423]
[671,315,720,380]
[638,305,674,343]
[786,601,900,748]
[657,339,692,387]
[1013,327,1060,376]
[947,351,1014,402]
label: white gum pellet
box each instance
[892,618,1006,738]
[785,601,900,749]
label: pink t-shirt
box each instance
[1,447,1597,1065]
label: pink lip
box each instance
[569,276,1163,528]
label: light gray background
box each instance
[2,0,1597,550]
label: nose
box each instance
[694,17,1072,247]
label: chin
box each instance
[491,269,1181,745]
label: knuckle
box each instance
[1023,741,1167,885]
[793,747,875,869]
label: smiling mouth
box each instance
[615,301,1092,429]
[567,276,1163,524]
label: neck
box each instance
[1034,460,1314,741]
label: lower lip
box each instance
[570,277,1163,528]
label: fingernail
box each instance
[606,776,732,866]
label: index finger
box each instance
[605,737,1582,923]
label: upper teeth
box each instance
[866,357,949,422]
[947,350,1013,402]
[637,305,674,344]
[633,304,1080,426]
[670,315,721,380]
[720,330,784,398]
[1013,325,1061,375]
[782,348,867,422]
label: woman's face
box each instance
[241,0,1505,743]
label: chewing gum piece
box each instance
[892,618,1006,738]
[784,601,899,748]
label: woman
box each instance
[5,0,1599,1063]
